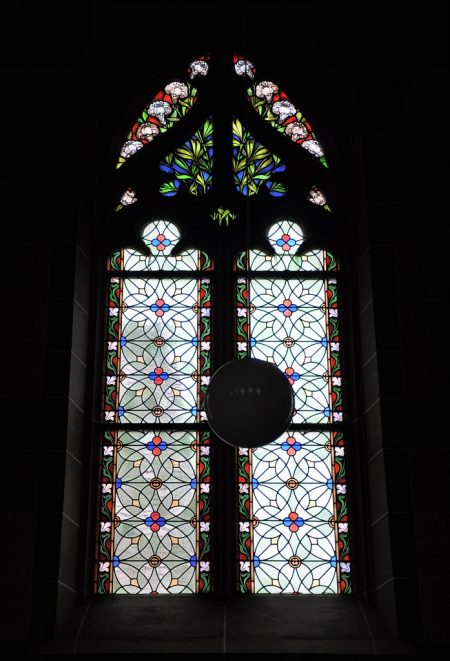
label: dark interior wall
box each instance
[0,1,448,654]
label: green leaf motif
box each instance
[210,207,236,227]
[159,117,213,197]
[232,118,287,197]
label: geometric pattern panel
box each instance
[103,275,211,425]
[238,430,350,593]
[97,220,212,594]
[236,276,343,424]
[95,429,211,594]
[235,220,349,594]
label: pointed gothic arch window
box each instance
[94,54,351,595]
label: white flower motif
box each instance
[272,100,297,123]
[199,561,210,573]
[136,122,159,142]
[239,484,249,493]
[201,376,210,385]
[201,341,210,350]
[308,186,327,206]
[164,81,188,103]
[332,376,342,386]
[238,447,248,455]
[100,521,111,532]
[102,484,112,495]
[237,308,247,317]
[99,562,110,573]
[147,100,172,125]
[106,376,116,385]
[333,412,343,422]
[340,562,351,573]
[336,484,347,495]
[335,447,345,457]
[285,121,309,141]
[330,342,340,352]
[200,410,207,421]
[237,277,246,284]
[104,411,115,422]
[328,278,337,284]
[200,483,210,493]
[103,446,114,456]
[120,140,143,158]
[108,341,117,351]
[109,307,119,317]
[240,561,250,572]
[235,59,255,78]
[200,522,210,532]
[301,139,325,157]
[239,522,250,532]
[189,59,209,79]
[329,309,339,317]
[237,342,247,352]
[200,446,210,456]
[201,308,210,317]
[338,522,348,533]
[120,188,137,206]
[255,80,279,102]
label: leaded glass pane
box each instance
[95,429,211,594]
[97,220,212,594]
[238,430,349,594]
[236,220,349,594]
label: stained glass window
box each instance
[95,221,212,594]
[99,53,351,597]
[235,221,350,593]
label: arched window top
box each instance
[236,220,337,272]
[108,219,212,272]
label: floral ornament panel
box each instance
[159,118,213,197]
[95,429,211,594]
[308,186,331,212]
[233,54,256,79]
[103,276,211,425]
[116,56,209,170]
[236,277,343,424]
[236,57,327,167]
[268,220,304,255]
[115,188,138,212]
[233,118,287,197]
[237,430,350,594]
